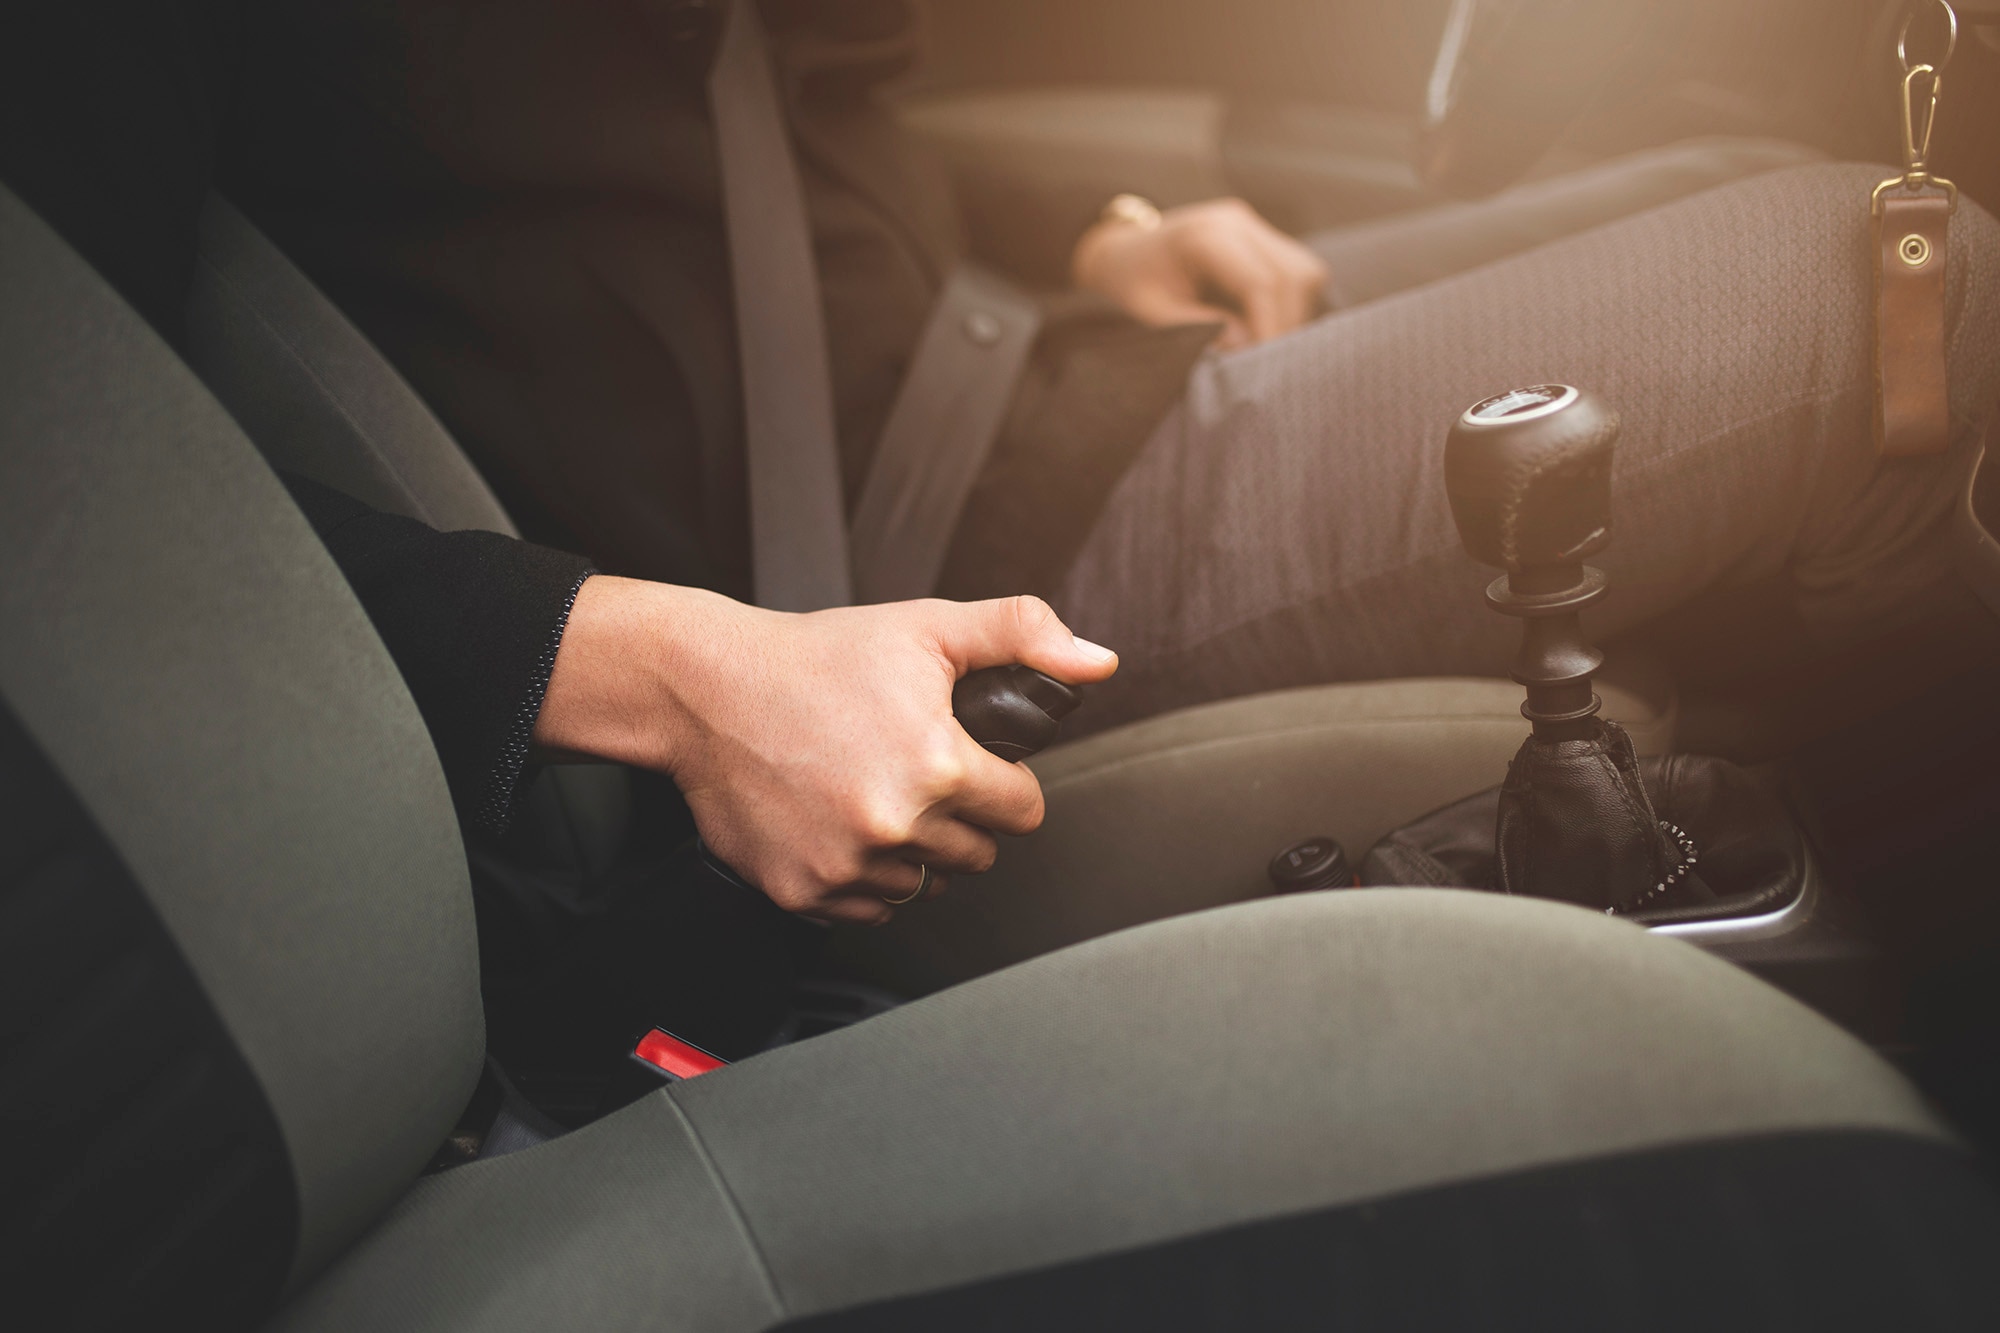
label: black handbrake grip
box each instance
[952,665,1084,762]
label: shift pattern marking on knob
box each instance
[1464,383,1577,425]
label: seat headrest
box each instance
[186,194,519,536]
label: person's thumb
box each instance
[933,595,1119,685]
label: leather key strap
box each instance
[1872,182,1953,458]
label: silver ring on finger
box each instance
[881,862,929,907]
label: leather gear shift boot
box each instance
[1492,718,1685,912]
[1360,752,1812,925]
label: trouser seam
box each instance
[660,1089,790,1320]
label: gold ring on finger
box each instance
[882,862,929,907]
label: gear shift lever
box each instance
[1446,385,1692,912]
[1446,384,1615,739]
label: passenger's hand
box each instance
[533,580,1119,924]
[1071,196,1331,351]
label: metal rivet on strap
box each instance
[962,310,1003,346]
[1899,232,1933,267]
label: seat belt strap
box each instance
[851,265,1041,604]
[709,0,852,610]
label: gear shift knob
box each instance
[1446,385,1617,736]
[1442,384,1685,914]
[1445,384,1617,575]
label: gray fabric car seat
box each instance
[6,181,1998,1332]
[0,185,485,1300]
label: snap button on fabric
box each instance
[963,310,1003,346]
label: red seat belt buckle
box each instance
[631,1028,729,1082]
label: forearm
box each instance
[530,575,734,775]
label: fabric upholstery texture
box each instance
[0,185,482,1286]
[777,1131,2000,1332]
[1062,162,2000,732]
[278,890,1945,1332]
[269,1094,781,1333]
[680,891,1942,1323]
[0,703,297,1333]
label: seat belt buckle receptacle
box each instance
[631,1028,730,1082]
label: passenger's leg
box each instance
[1311,137,1823,307]
[273,892,1948,1332]
[1060,162,2000,732]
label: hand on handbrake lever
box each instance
[532,579,1117,924]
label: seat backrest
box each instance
[184,193,517,535]
[0,184,483,1309]
[184,193,637,892]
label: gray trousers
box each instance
[1059,156,2000,731]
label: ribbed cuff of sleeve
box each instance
[281,472,598,838]
[470,568,592,835]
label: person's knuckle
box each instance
[767,877,818,913]
[1005,594,1059,640]
[920,740,968,793]
[853,795,913,850]
[987,784,1042,837]
[804,843,860,888]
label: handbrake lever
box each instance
[698,665,1085,891]
[952,664,1084,762]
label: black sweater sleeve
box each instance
[282,474,595,835]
